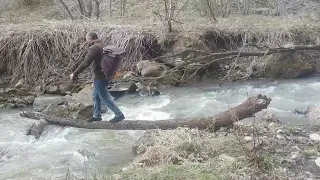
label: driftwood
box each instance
[21,94,271,132]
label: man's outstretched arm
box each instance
[70,47,98,82]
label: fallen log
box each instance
[20,94,271,130]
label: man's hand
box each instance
[70,73,78,83]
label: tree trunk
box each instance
[86,0,93,18]
[20,95,271,131]
[93,0,100,19]
[58,0,75,20]
[109,0,112,17]
[77,0,86,17]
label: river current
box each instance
[1,78,320,179]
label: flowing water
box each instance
[1,78,320,179]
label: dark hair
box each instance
[86,32,98,40]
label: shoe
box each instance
[87,117,102,123]
[109,114,125,123]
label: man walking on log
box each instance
[70,32,125,123]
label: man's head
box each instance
[86,32,99,45]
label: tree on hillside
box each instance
[58,0,100,20]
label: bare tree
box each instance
[120,0,126,16]
[93,0,100,19]
[85,0,93,18]
[77,0,86,18]
[109,0,112,17]
[58,0,75,20]
[154,0,189,32]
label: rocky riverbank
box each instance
[105,122,320,180]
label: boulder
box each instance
[70,84,93,107]
[262,52,316,78]
[33,95,68,112]
[137,60,163,77]
[44,86,59,95]
[23,96,36,105]
[306,105,320,124]
[42,104,70,118]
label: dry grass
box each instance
[131,128,242,167]
[0,21,161,86]
[1,15,319,86]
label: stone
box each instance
[45,86,59,94]
[137,60,164,77]
[315,157,320,168]
[70,84,93,107]
[309,134,320,141]
[15,79,25,89]
[6,103,15,109]
[33,95,68,112]
[276,135,285,140]
[306,105,320,124]
[0,104,5,108]
[34,86,42,95]
[244,136,253,142]
[290,151,301,160]
[293,108,307,115]
[135,82,160,96]
[23,96,36,105]
[127,82,138,94]
[16,104,27,108]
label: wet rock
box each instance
[244,136,253,142]
[262,114,281,124]
[306,105,320,124]
[70,103,96,120]
[127,82,138,94]
[276,135,285,140]
[26,120,49,139]
[137,60,163,77]
[136,82,160,96]
[33,95,67,112]
[309,134,320,141]
[0,104,5,109]
[293,108,307,115]
[291,151,301,160]
[315,157,320,167]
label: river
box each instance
[1,78,320,179]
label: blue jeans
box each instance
[92,79,123,118]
